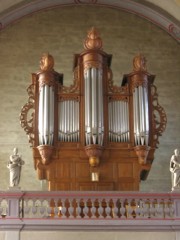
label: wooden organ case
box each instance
[20,28,167,191]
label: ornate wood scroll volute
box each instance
[20,79,35,147]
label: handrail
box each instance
[0,190,180,231]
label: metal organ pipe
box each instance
[58,100,79,142]
[38,85,55,146]
[49,86,54,145]
[98,69,103,146]
[91,68,97,144]
[38,87,44,145]
[133,86,149,146]
[84,67,104,146]
[108,100,129,142]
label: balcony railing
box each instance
[0,190,180,231]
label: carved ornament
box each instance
[37,145,55,165]
[84,27,103,50]
[20,84,35,146]
[133,54,147,72]
[134,145,151,165]
[38,71,56,89]
[85,144,104,167]
[59,66,80,94]
[151,85,167,147]
[40,53,54,71]
[107,68,129,94]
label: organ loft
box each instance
[20,27,167,191]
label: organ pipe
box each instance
[58,100,79,142]
[133,85,149,146]
[38,85,54,146]
[108,100,129,142]
[84,68,104,146]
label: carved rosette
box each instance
[84,27,103,50]
[85,145,103,167]
[134,145,151,165]
[37,145,55,165]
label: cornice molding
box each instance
[0,0,179,42]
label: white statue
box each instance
[170,149,180,190]
[7,148,24,187]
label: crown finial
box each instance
[84,27,103,50]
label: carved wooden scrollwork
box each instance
[107,68,128,94]
[151,84,167,147]
[59,66,80,94]
[19,84,35,146]
[131,77,148,92]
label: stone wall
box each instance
[0,5,179,191]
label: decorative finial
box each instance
[84,27,103,50]
[40,53,54,71]
[133,54,147,72]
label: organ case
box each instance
[20,27,167,191]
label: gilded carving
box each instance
[133,54,147,72]
[84,27,103,50]
[134,145,151,165]
[131,77,148,92]
[85,145,103,167]
[20,84,35,146]
[40,53,54,71]
[107,68,128,94]
[59,66,80,94]
[37,145,55,165]
[151,85,167,147]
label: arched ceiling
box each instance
[0,0,179,42]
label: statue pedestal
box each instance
[171,186,180,192]
[8,186,21,191]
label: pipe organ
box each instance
[20,27,167,191]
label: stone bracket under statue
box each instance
[20,27,167,191]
